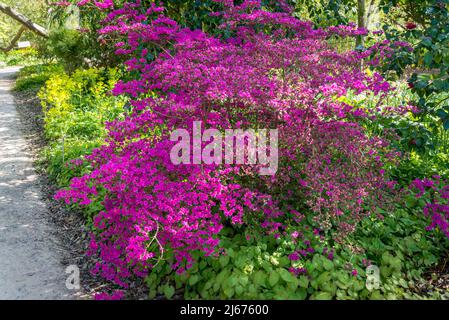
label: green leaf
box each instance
[148,289,157,299]
[298,275,309,288]
[235,256,246,269]
[200,289,210,299]
[215,269,229,285]
[269,271,280,287]
[294,288,307,300]
[219,255,230,267]
[323,258,334,271]
[421,37,433,48]
[316,271,331,286]
[203,280,213,291]
[424,52,433,66]
[224,287,234,298]
[235,285,244,296]
[279,256,290,267]
[443,119,449,130]
[199,260,207,270]
[370,290,383,300]
[312,291,333,300]
[253,270,266,286]
[405,194,417,208]
[239,274,249,286]
[188,275,200,286]
[164,285,175,299]
[437,109,449,120]
[279,268,296,283]
[226,275,238,288]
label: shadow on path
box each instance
[0,67,73,300]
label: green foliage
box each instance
[379,0,449,131]
[338,81,449,185]
[163,0,224,32]
[37,67,127,187]
[162,0,359,32]
[0,47,41,67]
[291,0,357,26]
[43,0,361,68]
[380,0,433,27]
[45,28,91,73]
[0,0,48,46]
[14,63,63,92]
[142,203,448,300]
[354,206,448,296]
[47,2,132,69]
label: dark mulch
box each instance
[423,253,449,296]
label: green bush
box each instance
[14,64,64,92]
[0,47,41,67]
[338,81,449,186]
[37,67,127,187]
[45,28,90,73]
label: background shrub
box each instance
[37,67,127,188]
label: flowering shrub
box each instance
[55,0,406,289]
[410,177,449,239]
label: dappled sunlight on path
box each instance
[0,67,73,300]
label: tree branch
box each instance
[0,2,49,38]
[0,26,26,52]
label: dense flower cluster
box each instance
[411,177,449,239]
[56,0,403,286]
[364,39,414,70]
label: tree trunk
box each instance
[0,2,49,38]
[356,0,366,49]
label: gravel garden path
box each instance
[0,67,72,299]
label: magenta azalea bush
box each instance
[55,0,426,288]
